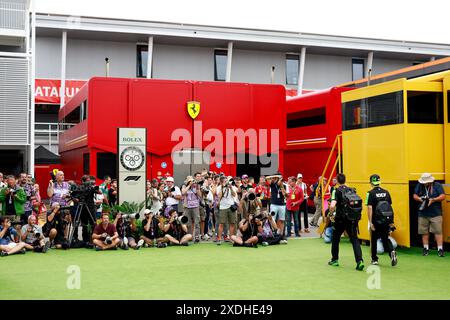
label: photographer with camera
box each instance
[43,203,69,249]
[194,172,209,240]
[147,178,163,214]
[285,177,304,238]
[257,211,284,246]
[0,216,28,256]
[413,173,445,257]
[231,212,260,248]
[141,209,166,247]
[216,176,238,245]
[239,188,262,220]
[165,177,182,213]
[163,209,192,246]
[0,175,27,223]
[108,179,118,207]
[266,173,287,238]
[92,213,120,250]
[182,175,202,243]
[18,173,36,225]
[114,212,144,250]
[47,171,70,207]
[366,174,397,266]
[255,176,270,211]
[21,215,50,253]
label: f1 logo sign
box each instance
[124,176,141,182]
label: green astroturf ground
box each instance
[1,238,449,300]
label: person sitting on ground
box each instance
[92,213,120,251]
[163,209,192,246]
[113,213,144,250]
[0,216,27,257]
[257,212,286,246]
[141,209,166,247]
[21,215,50,253]
[231,213,260,248]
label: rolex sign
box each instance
[117,128,146,210]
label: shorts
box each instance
[219,207,237,225]
[418,215,442,235]
[184,207,200,225]
[199,206,206,222]
[0,242,17,250]
[270,204,286,221]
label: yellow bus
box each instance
[341,71,449,247]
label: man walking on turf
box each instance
[366,174,397,266]
[328,173,364,271]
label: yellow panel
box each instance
[342,124,407,183]
[406,124,445,181]
[342,79,405,103]
[443,76,450,241]
[354,182,410,247]
[408,70,450,83]
[406,81,442,92]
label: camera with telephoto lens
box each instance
[49,171,57,183]
[69,181,99,203]
[121,213,140,220]
[246,192,256,201]
[419,195,430,211]
[174,215,188,225]
[104,236,113,245]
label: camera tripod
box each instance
[67,201,97,247]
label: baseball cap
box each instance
[166,177,174,182]
[297,173,303,179]
[370,174,381,186]
[241,174,249,179]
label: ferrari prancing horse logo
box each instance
[187,101,201,119]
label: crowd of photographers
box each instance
[0,168,445,261]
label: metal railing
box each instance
[0,0,26,31]
[34,122,76,154]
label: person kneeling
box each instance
[163,209,192,246]
[114,213,144,250]
[21,215,50,253]
[257,212,285,246]
[92,213,120,251]
[231,213,260,248]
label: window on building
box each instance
[343,91,404,130]
[286,54,300,85]
[287,107,326,128]
[64,106,81,124]
[81,100,88,121]
[97,153,117,179]
[352,58,365,81]
[136,45,149,78]
[214,50,227,81]
[407,91,443,124]
[83,153,90,174]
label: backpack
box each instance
[339,186,362,222]
[374,200,394,225]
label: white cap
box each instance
[297,173,303,178]
[166,177,174,182]
[144,209,151,215]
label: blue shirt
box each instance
[0,226,17,245]
[414,182,444,218]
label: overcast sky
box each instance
[36,0,450,45]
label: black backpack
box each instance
[339,186,362,222]
[374,200,394,225]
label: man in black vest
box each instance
[366,174,397,266]
[328,173,364,271]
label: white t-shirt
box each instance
[216,185,237,210]
[165,186,181,207]
[95,193,105,213]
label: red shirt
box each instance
[286,185,303,211]
[93,223,117,237]
[255,184,270,199]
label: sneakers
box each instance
[371,259,379,265]
[42,241,51,253]
[391,251,398,266]
[438,249,445,257]
[216,240,222,246]
[0,251,8,257]
[233,242,242,247]
[95,245,102,251]
[194,238,200,244]
[304,229,310,233]
[280,240,288,245]
[244,243,257,248]
[181,242,189,246]
[356,260,365,271]
[224,235,230,242]
[328,260,339,267]
[121,243,129,250]
[157,242,167,248]
[135,239,144,250]
[423,248,430,256]
[262,242,269,246]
